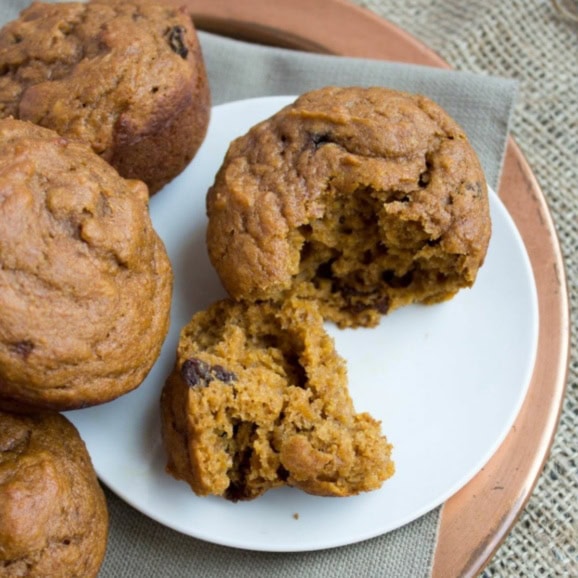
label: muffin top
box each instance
[207,87,491,326]
[0,0,209,192]
[0,410,108,577]
[0,118,172,410]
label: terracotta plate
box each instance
[174,0,570,575]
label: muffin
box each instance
[206,86,491,328]
[0,410,108,578]
[0,118,172,411]
[0,0,210,194]
[161,297,394,501]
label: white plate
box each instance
[66,96,539,552]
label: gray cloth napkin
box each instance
[199,31,517,192]
[0,3,517,577]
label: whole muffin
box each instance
[207,87,491,328]
[0,0,210,194]
[0,118,172,411]
[0,410,108,578]
[161,297,394,501]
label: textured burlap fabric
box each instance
[355,1,578,576]
[0,0,574,577]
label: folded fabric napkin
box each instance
[200,31,517,192]
[0,3,517,576]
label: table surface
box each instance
[179,0,572,576]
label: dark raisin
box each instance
[11,341,34,359]
[285,353,307,389]
[419,155,434,188]
[262,333,280,348]
[464,181,483,196]
[300,240,314,261]
[181,358,212,387]
[298,224,313,238]
[225,425,255,502]
[340,284,367,298]
[376,297,391,314]
[166,26,188,59]
[418,171,431,187]
[361,249,374,265]
[382,270,414,288]
[277,465,290,482]
[376,243,389,256]
[212,365,237,383]
[224,481,245,502]
[315,260,334,280]
[311,133,331,149]
[348,302,370,314]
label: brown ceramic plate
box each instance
[176,0,569,575]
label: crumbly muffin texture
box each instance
[0,0,210,193]
[0,410,108,578]
[161,298,394,501]
[0,118,172,411]
[207,86,491,327]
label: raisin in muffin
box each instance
[206,87,491,328]
[0,118,172,411]
[0,410,108,578]
[0,0,210,194]
[161,297,394,501]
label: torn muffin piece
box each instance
[160,298,394,501]
[206,86,491,327]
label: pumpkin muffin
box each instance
[0,0,210,194]
[161,297,394,501]
[0,410,108,578]
[206,87,491,327]
[0,118,172,411]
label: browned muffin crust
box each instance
[0,410,108,578]
[161,298,394,501]
[0,0,210,194]
[206,87,491,327]
[0,118,172,411]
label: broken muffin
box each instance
[160,298,394,501]
[206,86,491,327]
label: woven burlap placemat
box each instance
[355,1,578,575]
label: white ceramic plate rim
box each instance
[67,96,539,552]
